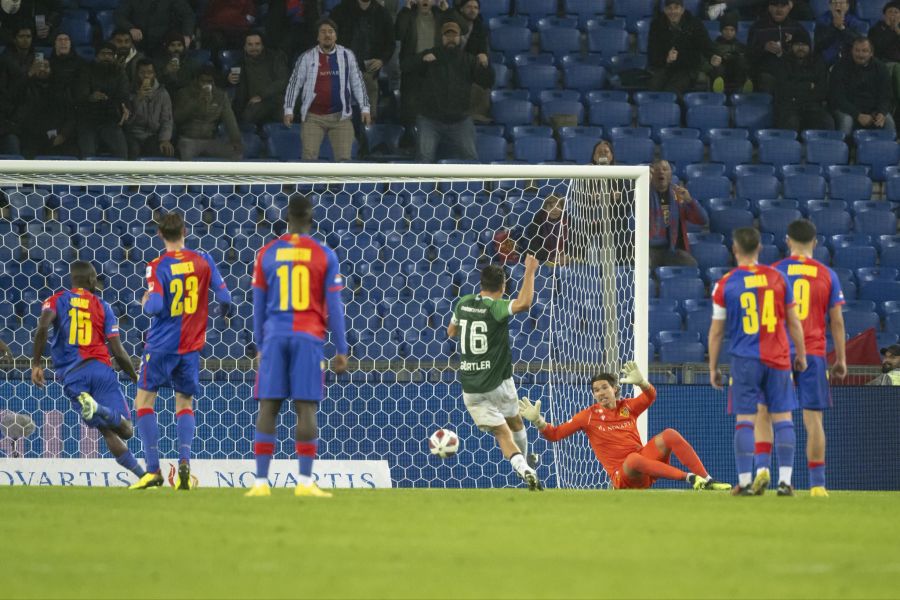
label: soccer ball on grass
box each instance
[428,428,460,458]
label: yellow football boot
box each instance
[244,482,272,497]
[294,482,332,498]
[128,472,164,490]
[810,486,829,498]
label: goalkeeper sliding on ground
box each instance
[519,362,732,491]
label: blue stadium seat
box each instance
[661,138,704,179]
[491,26,532,62]
[686,105,730,133]
[842,310,880,336]
[637,102,682,142]
[710,138,752,177]
[659,277,706,301]
[851,200,892,217]
[517,64,558,101]
[758,244,781,264]
[586,89,629,103]
[539,26,581,60]
[480,0,512,19]
[733,102,773,130]
[59,19,92,46]
[611,137,654,164]
[649,311,683,337]
[833,245,877,269]
[783,173,826,199]
[688,175,732,203]
[656,266,701,280]
[829,173,873,201]
[735,174,780,200]
[607,54,648,82]
[856,0,886,22]
[563,64,606,94]
[805,138,849,167]
[510,125,553,139]
[365,124,404,156]
[560,135,598,163]
[856,210,898,237]
[519,0,558,26]
[565,0,608,27]
[760,208,803,245]
[587,27,629,56]
[860,280,900,304]
[709,208,753,238]
[758,138,802,166]
[809,208,852,237]
[856,267,899,285]
[831,233,873,251]
[659,127,701,141]
[856,139,900,181]
[476,134,507,162]
[802,128,845,142]
[691,242,731,270]
[614,0,655,31]
[649,298,681,312]
[881,242,900,269]
[660,340,705,363]
[266,129,301,162]
[514,136,557,163]
[491,99,534,127]
[491,89,530,103]
[609,126,651,139]
[541,100,585,125]
[685,163,726,179]
[659,331,702,347]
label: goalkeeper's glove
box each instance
[518,396,547,429]
[619,361,649,389]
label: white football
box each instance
[429,428,460,458]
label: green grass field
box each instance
[2,488,898,599]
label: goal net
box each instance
[0,161,648,489]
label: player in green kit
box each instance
[447,255,542,491]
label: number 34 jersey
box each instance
[712,264,795,370]
[42,288,119,379]
[145,249,230,354]
[451,294,514,394]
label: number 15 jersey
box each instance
[712,264,795,370]
[145,249,231,354]
[42,288,118,380]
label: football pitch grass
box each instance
[2,488,898,599]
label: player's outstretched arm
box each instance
[708,318,726,390]
[510,254,539,314]
[828,304,848,380]
[786,306,807,372]
[518,396,547,429]
[30,309,55,387]
[620,360,650,390]
[107,335,139,384]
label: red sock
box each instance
[661,428,709,478]
[624,453,688,482]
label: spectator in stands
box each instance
[111,28,146,84]
[403,20,491,163]
[175,65,243,160]
[13,57,77,157]
[0,25,36,88]
[75,42,129,159]
[0,68,19,155]
[647,0,721,96]
[814,0,866,67]
[648,159,708,268]
[747,0,806,93]
[706,0,814,20]
[869,1,900,103]
[114,0,195,56]
[330,0,395,123]
[266,0,319,63]
[708,12,753,94]
[0,0,59,47]
[456,0,490,123]
[48,31,83,151]
[283,18,371,162]
[493,229,520,266]
[155,31,199,97]
[775,27,834,131]
[125,59,174,159]
[200,0,257,64]
[526,195,568,265]
[830,37,896,138]
[396,0,459,137]
[229,32,288,127]
[591,140,614,165]
[868,343,900,385]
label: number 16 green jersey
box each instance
[451,294,514,394]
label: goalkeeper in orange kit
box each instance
[519,362,732,490]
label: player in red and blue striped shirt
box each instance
[754,219,847,497]
[130,211,233,490]
[31,261,144,483]
[245,194,348,498]
[708,227,808,496]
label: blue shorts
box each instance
[138,350,200,397]
[728,356,797,415]
[795,354,831,411]
[255,335,324,401]
[63,361,131,428]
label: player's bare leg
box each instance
[293,400,331,498]
[130,389,164,490]
[99,424,147,481]
[752,404,773,495]
[174,392,195,490]
[492,422,541,490]
[652,428,731,490]
[246,399,282,497]
[505,415,538,469]
[803,409,827,497]
[732,412,757,496]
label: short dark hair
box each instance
[111,28,132,39]
[852,37,873,50]
[479,264,505,292]
[288,193,313,224]
[158,211,185,242]
[243,30,265,45]
[316,18,338,34]
[70,260,96,286]
[786,219,817,244]
[733,227,761,255]
[135,58,155,71]
[590,372,618,389]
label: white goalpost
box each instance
[0,160,648,489]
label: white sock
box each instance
[297,474,312,486]
[509,453,530,477]
[779,467,793,486]
[757,467,770,476]
[255,477,269,486]
[739,472,752,487]
[511,429,528,455]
